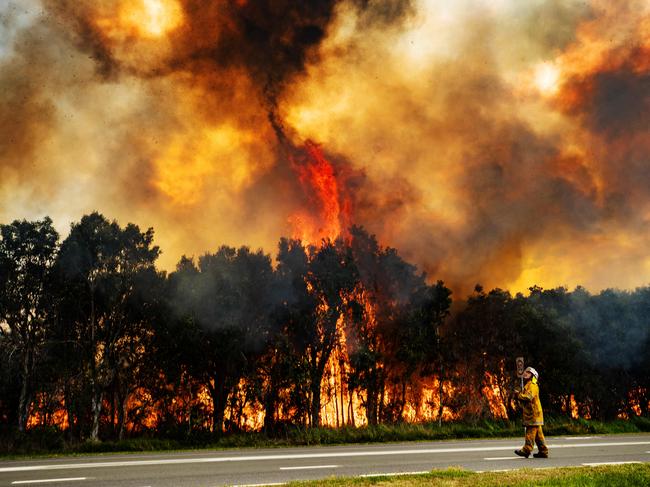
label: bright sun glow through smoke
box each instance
[533,62,560,95]
[124,0,184,38]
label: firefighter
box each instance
[514,366,549,458]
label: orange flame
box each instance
[570,394,579,419]
[26,394,69,430]
[482,372,508,419]
[289,141,351,244]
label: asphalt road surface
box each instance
[2,434,649,486]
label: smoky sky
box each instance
[1,0,649,296]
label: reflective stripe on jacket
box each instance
[517,377,544,426]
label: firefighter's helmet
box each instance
[524,366,539,379]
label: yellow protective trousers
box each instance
[522,425,548,455]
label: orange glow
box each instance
[224,379,265,431]
[482,372,508,419]
[320,344,368,427]
[124,388,159,430]
[289,141,351,244]
[570,394,579,419]
[26,394,69,430]
[132,0,184,38]
[99,0,184,39]
[153,125,256,207]
[627,387,647,417]
[553,2,649,113]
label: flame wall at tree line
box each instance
[24,375,650,433]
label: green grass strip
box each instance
[286,464,650,486]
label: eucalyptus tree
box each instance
[55,212,159,440]
[303,238,358,427]
[0,217,59,431]
[169,246,276,433]
[345,226,448,424]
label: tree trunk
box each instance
[89,288,102,441]
[310,377,322,428]
[309,350,328,428]
[90,389,103,441]
[348,393,355,427]
[366,383,378,426]
[378,372,386,423]
[209,374,228,434]
[64,382,76,441]
[17,372,30,432]
[117,387,127,441]
[437,373,444,426]
[399,380,407,422]
[263,380,278,433]
[110,387,117,439]
[339,358,346,426]
[17,345,33,432]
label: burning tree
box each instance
[345,226,452,424]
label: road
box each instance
[1,434,649,486]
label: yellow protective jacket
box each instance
[517,377,544,426]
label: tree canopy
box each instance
[1,213,648,442]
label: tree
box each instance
[169,246,276,433]
[450,286,522,419]
[272,238,314,426]
[304,239,359,427]
[0,217,59,431]
[345,227,446,424]
[393,280,451,422]
[277,238,359,427]
[55,213,160,440]
[257,238,310,431]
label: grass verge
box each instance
[1,415,649,457]
[286,464,650,486]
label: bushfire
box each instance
[2,0,649,441]
[20,148,649,434]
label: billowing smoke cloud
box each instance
[281,0,649,294]
[0,0,648,295]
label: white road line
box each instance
[582,461,642,466]
[360,471,429,478]
[563,436,595,440]
[12,478,87,485]
[484,457,526,461]
[2,441,650,473]
[279,465,338,470]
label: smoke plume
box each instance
[1,0,648,294]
